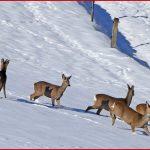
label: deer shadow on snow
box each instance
[16,98,109,118]
[78,2,150,69]
[16,98,150,135]
[118,126,150,136]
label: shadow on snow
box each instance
[16,98,109,118]
[118,126,149,136]
[16,98,149,136]
[79,2,150,69]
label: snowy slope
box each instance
[0,2,150,148]
[95,2,150,67]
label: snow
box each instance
[0,1,150,148]
[95,1,150,68]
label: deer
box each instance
[0,58,10,98]
[109,101,150,136]
[136,101,150,116]
[30,74,71,107]
[85,84,134,117]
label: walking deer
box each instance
[30,74,71,107]
[85,84,134,116]
[109,101,150,136]
[0,58,9,98]
[136,101,150,115]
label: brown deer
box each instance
[109,101,150,136]
[0,58,9,98]
[136,101,150,115]
[85,84,134,116]
[30,74,71,107]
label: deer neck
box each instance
[141,114,150,125]
[0,70,6,77]
[125,90,133,106]
[59,83,67,94]
[0,69,6,73]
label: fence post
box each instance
[91,1,95,22]
[111,18,119,48]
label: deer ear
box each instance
[6,59,9,63]
[146,101,149,108]
[5,59,9,65]
[1,58,4,63]
[62,74,66,79]
[68,76,72,79]
[127,84,130,89]
[131,85,134,89]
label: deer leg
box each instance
[110,113,116,126]
[3,83,6,98]
[30,93,41,101]
[96,107,103,115]
[0,86,2,92]
[143,125,150,136]
[30,94,37,101]
[56,99,60,107]
[131,125,135,134]
[85,106,97,112]
[30,93,35,100]
[112,114,116,126]
[34,96,40,101]
[110,112,113,125]
[52,99,55,107]
[0,81,3,92]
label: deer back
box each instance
[34,81,57,95]
[94,94,124,108]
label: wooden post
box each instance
[111,18,119,48]
[91,1,95,22]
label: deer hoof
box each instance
[132,132,136,135]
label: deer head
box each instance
[62,74,72,87]
[127,84,134,96]
[1,58,10,71]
